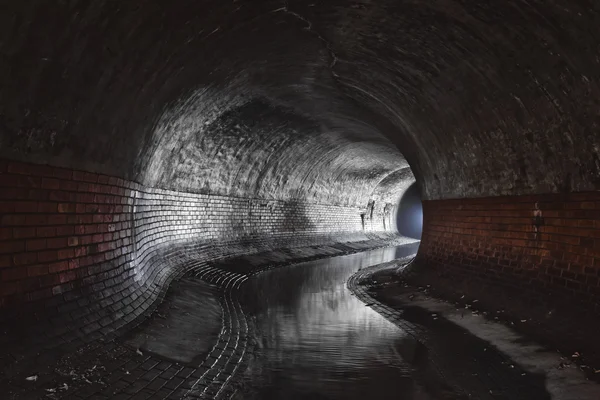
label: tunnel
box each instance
[396,182,423,240]
[1,1,600,398]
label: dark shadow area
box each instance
[396,183,423,240]
[122,278,221,366]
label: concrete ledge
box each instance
[349,260,600,399]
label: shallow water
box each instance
[118,241,551,399]
[238,243,438,399]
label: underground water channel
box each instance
[120,239,553,399]
[235,243,436,399]
[119,187,552,399]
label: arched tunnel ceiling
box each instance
[0,0,599,203]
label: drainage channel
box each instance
[232,243,461,399]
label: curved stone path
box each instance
[182,265,249,399]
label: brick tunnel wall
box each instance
[2,0,599,361]
[0,159,396,333]
[417,192,600,311]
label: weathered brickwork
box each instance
[133,188,367,283]
[418,192,600,309]
[0,160,138,311]
[0,159,393,353]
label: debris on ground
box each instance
[558,362,571,370]
[25,375,38,382]
[45,383,69,394]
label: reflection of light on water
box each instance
[243,245,429,399]
[255,247,410,371]
[276,284,408,368]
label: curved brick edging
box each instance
[346,257,431,341]
[1,238,413,399]
[0,233,403,368]
[180,237,420,398]
[181,266,249,399]
[6,251,410,399]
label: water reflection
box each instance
[239,243,434,399]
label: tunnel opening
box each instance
[396,182,423,240]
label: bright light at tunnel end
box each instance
[396,182,423,240]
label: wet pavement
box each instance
[235,243,466,399]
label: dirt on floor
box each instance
[363,264,600,385]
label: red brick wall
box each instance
[0,159,138,310]
[418,192,600,308]
[0,159,388,341]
